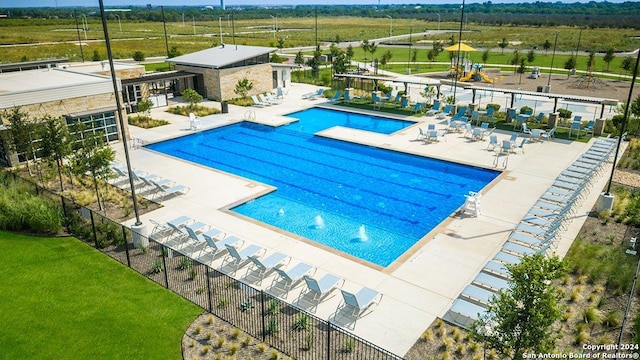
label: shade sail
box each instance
[445,42,476,52]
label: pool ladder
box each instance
[244,110,256,121]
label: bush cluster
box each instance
[0,176,62,234]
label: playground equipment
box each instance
[459,64,493,83]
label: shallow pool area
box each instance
[147,108,500,266]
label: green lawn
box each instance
[0,231,202,360]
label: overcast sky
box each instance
[1,0,629,8]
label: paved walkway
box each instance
[115,83,619,356]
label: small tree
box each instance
[427,49,436,66]
[307,45,322,78]
[380,50,393,69]
[498,37,508,54]
[168,46,182,58]
[276,37,285,49]
[294,51,305,67]
[411,49,418,70]
[621,56,634,76]
[526,49,535,64]
[136,99,154,116]
[233,78,254,98]
[181,88,203,110]
[332,51,349,74]
[471,253,567,360]
[5,107,37,174]
[517,58,527,84]
[68,121,115,212]
[92,49,102,61]
[564,56,577,76]
[133,51,145,62]
[603,48,615,72]
[587,51,596,72]
[542,39,551,54]
[270,53,286,63]
[345,44,354,63]
[482,49,490,63]
[510,50,521,73]
[39,115,71,191]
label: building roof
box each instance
[0,68,114,109]
[167,45,276,69]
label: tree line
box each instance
[2,2,639,29]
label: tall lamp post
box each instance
[161,6,170,58]
[574,26,584,71]
[452,0,466,104]
[218,16,223,44]
[97,0,142,231]
[73,10,85,62]
[385,15,392,38]
[599,44,640,214]
[270,15,277,40]
[546,32,558,90]
[436,13,441,31]
[114,14,121,32]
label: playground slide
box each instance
[459,71,474,82]
[478,71,493,83]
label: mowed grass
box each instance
[0,230,202,360]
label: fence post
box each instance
[161,247,169,289]
[327,323,331,360]
[60,195,70,234]
[205,266,213,312]
[260,291,266,342]
[122,225,131,267]
[89,210,98,247]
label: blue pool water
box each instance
[147,108,499,266]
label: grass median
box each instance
[0,230,202,360]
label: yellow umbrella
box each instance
[445,42,476,52]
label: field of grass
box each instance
[0,230,202,360]
[1,16,637,79]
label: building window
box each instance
[65,110,119,144]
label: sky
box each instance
[0,0,629,8]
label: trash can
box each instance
[221,101,229,114]
[536,86,543,93]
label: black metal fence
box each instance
[6,171,404,360]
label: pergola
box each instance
[466,85,618,118]
[335,73,442,98]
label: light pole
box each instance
[270,15,277,40]
[436,13,441,31]
[547,32,558,88]
[385,15,392,38]
[574,26,584,69]
[97,0,142,229]
[161,6,169,58]
[192,16,195,35]
[114,14,121,32]
[81,14,88,40]
[73,10,84,62]
[218,16,223,44]
[452,0,466,104]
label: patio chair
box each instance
[275,87,288,98]
[271,262,316,294]
[507,108,517,122]
[501,139,514,154]
[472,127,484,141]
[264,92,283,105]
[534,112,545,123]
[461,284,494,307]
[339,286,383,317]
[487,135,498,150]
[203,234,243,258]
[568,120,582,138]
[301,88,323,99]
[416,128,427,141]
[443,298,487,329]
[470,110,480,125]
[222,243,266,272]
[411,102,423,114]
[425,130,440,143]
[436,104,453,119]
[464,123,473,138]
[452,107,467,121]
[303,273,345,304]
[259,93,278,105]
[540,126,556,141]
[189,112,201,130]
[583,120,595,137]
[426,100,441,116]
[308,88,325,100]
[327,90,342,102]
[246,252,290,284]
[515,137,526,153]
[484,106,495,120]
[251,95,269,107]
[151,180,190,202]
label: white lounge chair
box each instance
[251,95,270,107]
[271,262,315,293]
[303,273,344,304]
[339,286,383,317]
[151,180,190,202]
[246,252,290,284]
[222,243,265,272]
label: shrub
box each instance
[486,103,501,112]
[0,176,63,234]
[178,256,193,270]
[266,317,278,334]
[558,108,573,119]
[293,313,311,331]
[127,116,169,129]
[150,260,163,274]
[519,106,532,114]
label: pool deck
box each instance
[117,84,619,356]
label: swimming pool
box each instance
[147,108,499,267]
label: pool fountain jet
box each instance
[357,225,369,241]
[278,208,285,216]
[314,215,325,229]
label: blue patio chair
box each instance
[452,106,467,120]
[437,104,453,119]
[487,135,499,150]
[541,126,556,141]
[412,102,423,114]
[507,108,517,121]
[485,106,495,119]
[327,90,342,102]
[247,252,290,284]
[339,286,383,317]
[583,120,595,137]
[222,243,266,272]
[534,112,545,123]
[568,120,582,138]
[426,100,441,116]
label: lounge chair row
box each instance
[149,215,382,317]
[110,162,190,202]
[443,136,616,329]
[251,92,283,107]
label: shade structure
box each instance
[445,42,476,52]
